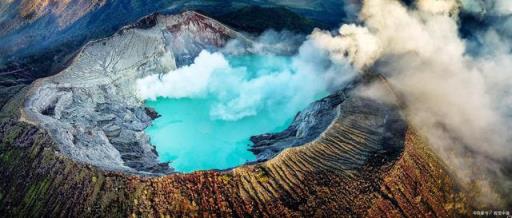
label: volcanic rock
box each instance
[20,11,239,174]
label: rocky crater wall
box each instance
[21,11,240,174]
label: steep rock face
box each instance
[21,11,239,174]
[0,79,470,216]
[156,11,242,66]
[250,85,351,161]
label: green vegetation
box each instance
[0,85,27,120]
[255,167,270,183]
[0,149,21,166]
[3,124,23,145]
[21,177,51,215]
[218,174,233,184]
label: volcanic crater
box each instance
[0,10,469,217]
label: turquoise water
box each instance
[145,97,292,172]
[144,54,326,172]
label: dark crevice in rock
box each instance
[144,107,160,120]
[40,103,56,117]
[129,13,160,29]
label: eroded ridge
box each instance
[233,90,407,205]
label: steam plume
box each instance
[312,0,512,205]
[136,32,355,121]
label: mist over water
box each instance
[139,52,344,172]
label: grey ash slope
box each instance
[21,11,240,175]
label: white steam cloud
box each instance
[310,0,512,205]
[137,35,355,121]
[137,51,229,100]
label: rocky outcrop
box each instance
[159,11,242,66]
[21,11,240,174]
[249,77,408,166]
[249,85,351,162]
